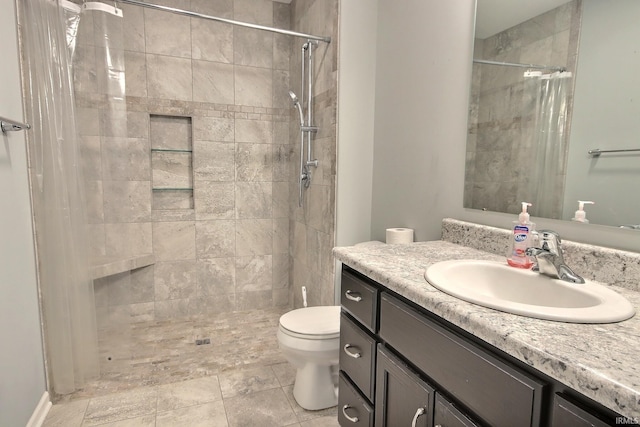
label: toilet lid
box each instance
[279,306,341,337]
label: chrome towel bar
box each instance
[1,116,31,133]
[588,148,640,157]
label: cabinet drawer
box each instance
[338,372,374,427]
[551,394,611,427]
[340,313,377,402]
[434,393,479,427]
[341,270,378,332]
[379,293,545,427]
[375,345,433,427]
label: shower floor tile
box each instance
[44,308,339,426]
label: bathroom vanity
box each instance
[334,233,640,426]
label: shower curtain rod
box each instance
[473,59,565,72]
[117,0,331,43]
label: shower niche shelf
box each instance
[150,115,194,210]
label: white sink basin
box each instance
[424,260,635,323]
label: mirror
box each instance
[465,0,640,229]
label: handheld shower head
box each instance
[288,90,299,104]
[288,90,304,126]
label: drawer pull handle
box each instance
[343,344,362,358]
[342,404,359,423]
[411,407,426,427]
[345,290,362,302]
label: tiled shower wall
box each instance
[76,0,321,321]
[465,0,581,216]
[289,0,339,308]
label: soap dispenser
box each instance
[572,201,594,223]
[507,202,535,269]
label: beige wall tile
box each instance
[234,27,273,68]
[147,54,193,101]
[235,255,272,292]
[193,116,234,142]
[103,180,152,223]
[196,258,235,295]
[235,182,272,219]
[144,9,191,58]
[154,261,197,300]
[195,220,235,259]
[235,143,272,182]
[272,253,289,290]
[235,119,272,144]
[193,60,235,104]
[233,0,273,26]
[272,182,289,218]
[152,221,196,261]
[105,222,152,257]
[235,219,273,256]
[191,20,233,64]
[85,181,104,224]
[273,69,290,109]
[122,4,145,52]
[101,137,151,181]
[273,217,289,254]
[124,51,147,98]
[193,141,235,181]
[235,65,272,108]
[194,181,235,220]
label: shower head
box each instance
[288,90,304,126]
[288,90,299,105]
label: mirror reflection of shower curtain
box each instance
[525,71,572,219]
[20,0,100,395]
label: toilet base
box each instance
[292,363,339,410]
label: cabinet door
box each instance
[375,345,433,427]
[338,372,374,427]
[551,394,612,427]
[434,393,479,427]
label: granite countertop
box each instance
[333,240,640,418]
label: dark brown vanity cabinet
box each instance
[338,266,630,427]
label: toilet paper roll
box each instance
[385,228,414,244]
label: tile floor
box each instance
[43,308,339,426]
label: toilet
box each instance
[277,305,341,410]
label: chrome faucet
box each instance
[525,230,585,284]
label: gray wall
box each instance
[370,0,476,243]
[0,1,47,425]
[336,0,377,248]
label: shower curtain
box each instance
[524,71,572,219]
[20,0,99,394]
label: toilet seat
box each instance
[279,306,340,340]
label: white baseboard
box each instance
[26,391,51,427]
